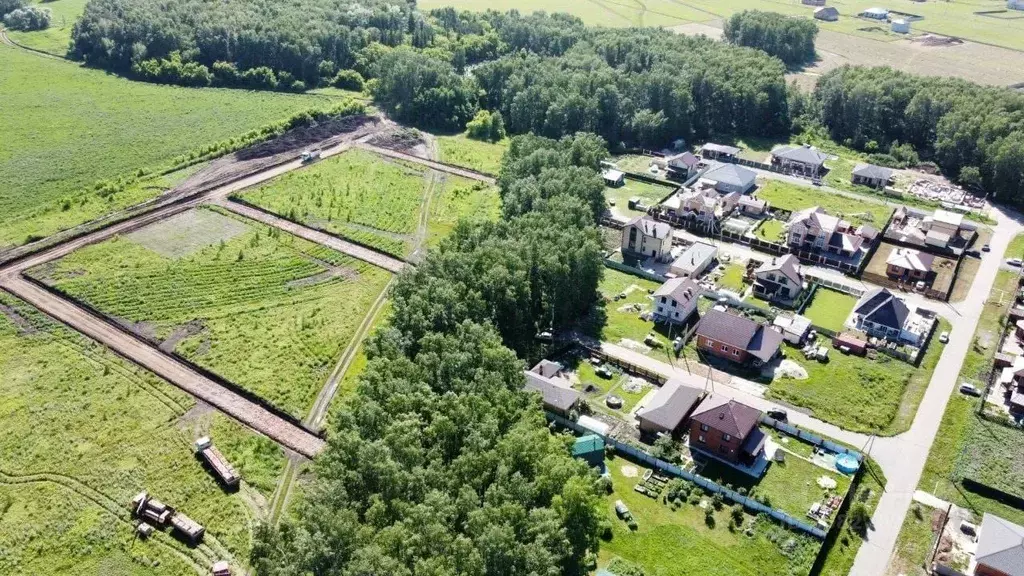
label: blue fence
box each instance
[760,416,865,463]
[550,413,829,539]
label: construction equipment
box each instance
[195,437,240,488]
[129,492,205,543]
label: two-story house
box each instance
[849,287,928,345]
[688,396,766,465]
[621,216,672,261]
[675,186,741,227]
[886,248,934,282]
[771,144,829,178]
[786,206,872,259]
[695,309,783,367]
[652,278,702,326]
[752,255,805,306]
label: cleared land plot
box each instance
[237,149,427,258]
[864,242,959,294]
[950,256,982,303]
[419,0,707,27]
[800,288,857,333]
[716,263,749,294]
[28,207,393,419]
[887,502,942,576]
[768,320,946,435]
[597,458,820,576]
[425,177,501,249]
[435,133,508,176]
[953,417,1024,501]
[605,179,676,220]
[0,293,285,575]
[127,209,250,259]
[0,44,336,250]
[594,269,677,358]
[757,180,893,229]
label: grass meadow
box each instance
[426,177,501,249]
[0,293,285,575]
[800,288,857,333]
[756,180,893,228]
[435,133,509,175]
[238,149,429,258]
[0,43,336,251]
[28,207,393,419]
[4,0,86,55]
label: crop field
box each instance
[27,207,393,419]
[237,149,430,258]
[426,176,501,249]
[0,43,337,251]
[596,457,820,576]
[757,180,893,228]
[0,292,285,575]
[4,0,86,55]
[435,133,509,176]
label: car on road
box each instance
[767,408,788,422]
[982,244,991,252]
[1007,258,1022,267]
[959,383,981,396]
[939,331,949,344]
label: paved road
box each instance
[215,199,409,273]
[359,143,498,184]
[0,276,326,458]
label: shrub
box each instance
[333,69,365,92]
[3,5,50,30]
[731,504,744,524]
[466,109,507,142]
[712,492,724,511]
[704,507,716,528]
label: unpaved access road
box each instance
[359,143,498,185]
[0,276,326,458]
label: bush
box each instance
[712,492,724,511]
[731,504,744,524]
[466,109,507,142]
[333,69,365,92]
[608,558,645,576]
[704,507,716,528]
[848,502,871,536]
[3,5,50,30]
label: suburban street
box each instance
[603,205,1023,575]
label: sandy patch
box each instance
[764,359,808,380]
[618,338,652,353]
[668,21,723,40]
[127,209,250,259]
[621,465,639,478]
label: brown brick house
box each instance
[695,309,783,367]
[688,396,765,464]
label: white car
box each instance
[939,331,949,343]
[1007,258,1022,267]
[959,383,981,396]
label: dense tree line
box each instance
[251,134,608,575]
[723,10,817,67]
[0,0,23,17]
[814,66,1024,200]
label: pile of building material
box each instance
[907,179,984,208]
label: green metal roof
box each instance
[572,434,605,456]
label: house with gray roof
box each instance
[670,241,717,279]
[621,216,673,261]
[772,145,829,177]
[695,309,783,367]
[975,513,1024,576]
[653,277,702,325]
[688,395,766,466]
[700,143,742,162]
[849,287,928,344]
[523,367,580,416]
[753,255,805,306]
[702,163,757,194]
[637,378,705,435]
[814,6,839,21]
[852,163,894,188]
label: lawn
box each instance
[754,219,786,243]
[887,502,940,576]
[716,263,749,294]
[0,292,285,575]
[435,133,509,175]
[605,178,677,219]
[952,417,1024,504]
[237,149,428,258]
[426,176,501,249]
[768,318,948,435]
[595,269,683,358]
[28,207,393,419]
[597,457,820,576]
[701,452,852,524]
[4,0,86,55]
[756,180,893,229]
[801,288,857,333]
[0,43,340,251]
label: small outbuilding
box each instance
[1011,0,1024,11]
[572,434,606,469]
[814,6,839,21]
[637,378,705,436]
[802,0,825,5]
[891,18,910,34]
[603,169,626,187]
[670,241,717,279]
[862,7,889,19]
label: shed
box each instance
[802,0,825,5]
[863,7,888,19]
[670,241,717,278]
[603,169,625,187]
[891,18,910,33]
[773,314,812,344]
[577,415,610,436]
[1011,0,1024,11]
[814,6,839,21]
[572,434,606,469]
[833,332,867,356]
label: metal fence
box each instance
[603,259,666,283]
[549,413,829,539]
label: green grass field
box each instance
[3,0,86,55]
[0,292,285,575]
[716,263,748,294]
[595,269,677,354]
[426,176,501,249]
[0,43,337,251]
[418,0,1024,51]
[238,149,429,257]
[756,180,893,228]
[597,457,820,576]
[28,207,393,419]
[605,178,676,219]
[801,288,857,333]
[754,219,786,243]
[435,133,508,175]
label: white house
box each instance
[622,216,673,261]
[603,169,625,187]
[670,241,717,278]
[891,18,910,33]
[653,277,702,326]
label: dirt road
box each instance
[0,276,326,458]
[359,143,497,185]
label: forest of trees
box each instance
[250,134,608,575]
[814,66,1024,200]
[723,10,817,67]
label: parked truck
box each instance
[300,149,321,163]
[129,492,205,543]
[195,437,240,488]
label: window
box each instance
[720,344,728,352]
[660,296,666,304]
[732,349,739,356]
[723,434,731,442]
[719,445,729,454]
[700,424,709,432]
[674,312,679,318]
[670,299,676,307]
[697,435,705,443]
